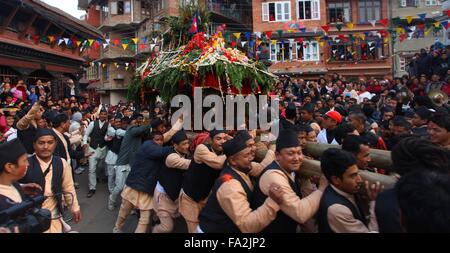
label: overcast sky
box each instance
[41,0,86,19]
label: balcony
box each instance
[101,44,136,61]
[206,0,252,29]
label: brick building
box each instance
[0,0,101,99]
[253,0,392,79]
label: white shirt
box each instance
[82,120,112,146]
[317,129,339,145]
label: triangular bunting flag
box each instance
[276,30,283,38]
[105,39,110,45]
[231,41,237,48]
[103,43,108,49]
[241,41,247,47]
[139,44,145,50]
[48,36,55,43]
[58,38,64,46]
[254,32,262,39]
[299,27,306,33]
[441,21,449,30]
[88,39,94,46]
[379,19,389,27]
[244,32,251,41]
[150,44,156,51]
[32,35,40,44]
[271,40,277,45]
[122,43,129,50]
[434,22,441,28]
[406,16,414,25]
[369,20,377,27]
[418,13,427,21]
[233,33,241,39]
[321,25,330,33]
[346,22,354,30]
[76,40,82,47]
[132,38,139,44]
[400,34,407,42]
[265,31,273,39]
[112,39,119,46]
[64,38,69,45]
[336,24,343,31]
[446,10,450,17]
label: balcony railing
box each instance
[206,0,252,25]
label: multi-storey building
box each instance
[0,0,101,99]
[253,0,392,78]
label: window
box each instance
[328,1,351,23]
[87,65,99,80]
[358,0,381,24]
[269,40,319,62]
[400,0,419,7]
[102,65,109,81]
[330,42,354,61]
[262,2,291,22]
[298,0,320,20]
[302,41,320,61]
[111,1,125,15]
[359,39,383,60]
[425,0,441,6]
[124,1,131,14]
[141,1,150,15]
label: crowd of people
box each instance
[0,48,450,233]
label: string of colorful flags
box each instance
[28,34,163,53]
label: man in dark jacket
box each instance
[63,79,79,99]
[112,132,171,233]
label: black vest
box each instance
[107,129,123,155]
[0,183,26,211]
[53,130,70,161]
[17,125,36,154]
[182,145,222,202]
[199,166,253,233]
[89,120,108,149]
[158,148,186,201]
[19,155,64,214]
[251,161,302,233]
[317,186,368,233]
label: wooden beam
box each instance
[41,21,52,36]
[18,13,38,40]
[0,5,20,34]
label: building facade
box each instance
[391,0,444,77]
[0,0,101,99]
[253,0,392,78]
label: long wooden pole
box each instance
[300,159,397,189]
[304,142,393,172]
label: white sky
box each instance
[41,0,86,19]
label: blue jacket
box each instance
[125,140,173,195]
